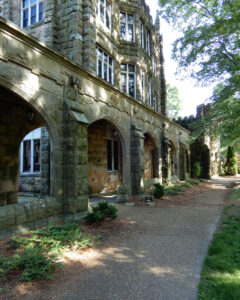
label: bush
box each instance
[85,201,118,223]
[153,183,165,198]
[224,146,238,175]
[192,162,201,178]
[165,185,185,195]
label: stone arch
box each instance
[143,132,158,180]
[169,140,177,177]
[87,117,127,194]
[0,80,59,205]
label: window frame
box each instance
[21,0,43,28]
[140,69,145,102]
[96,0,112,31]
[153,57,157,77]
[96,47,114,85]
[107,139,120,172]
[152,93,157,112]
[146,29,151,55]
[140,22,144,48]
[20,138,41,174]
[120,12,135,42]
[121,63,136,98]
[147,76,152,106]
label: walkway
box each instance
[16,178,237,300]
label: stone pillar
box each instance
[40,127,50,196]
[63,76,89,214]
[82,0,96,72]
[130,124,145,196]
[160,124,169,185]
[179,143,186,181]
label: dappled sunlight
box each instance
[19,72,39,98]
[148,266,175,277]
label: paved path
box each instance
[17,178,238,300]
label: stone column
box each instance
[63,76,89,214]
[40,127,50,196]
[130,124,145,196]
[160,125,169,185]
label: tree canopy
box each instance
[158,0,240,145]
[166,83,182,120]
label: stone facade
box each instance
[0,1,190,234]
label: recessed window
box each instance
[148,76,152,106]
[22,0,43,28]
[120,12,135,42]
[140,69,145,102]
[153,57,157,76]
[96,47,114,84]
[96,0,111,30]
[121,63,136,98]
[107,139,119,171]
[140,22,144,48]
[21,139,40,173]
[146,29,151,55]
[152,93,157,111]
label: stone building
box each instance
[0,0,190,235]
[175,104,220,178]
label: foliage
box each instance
[198,204,240,299]
[192,162,201,178]
[230,187,240,201]
[85,201,118,223]
[187,179,201,185]
[153,183,165,198]
[165,184,185,195]
[1,223,97,282]
[224,146,238,175]
[166,83,182,120]
[158,0,240,146]
[181,181,192,188]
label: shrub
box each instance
[165,184,185,195]
[85,201,118,223]
[153,183,165,198]
[181,181,192,188]
[192,161,201,178]
[224,146,238,175]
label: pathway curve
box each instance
[14,177,239,300]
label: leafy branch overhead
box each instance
[158,0,240,145]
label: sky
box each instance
[145,0,213,117]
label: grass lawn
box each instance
[198,187,240,300]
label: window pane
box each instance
[104,63,108,81]
[128,14,134,23]
[113,141,119,170]
[107,139,112,171]
[120,12,126,21]
[109,67,112,84]
[98,59,102,77]
[31,5,36,24]
[128,74,135,97]
[30,0,36,4]
[39,2,43,21]
[33,139,40,172]
[23,0,28,8]
[109,57,112,66]
[120,22,126,39]
[128,24,134,41]
[23,140,31,172]
[106,10,110,28]
[100,4,104,23]
[121,64,127,71]
[128,64,135,73]
[23,9,29,27]
[121,73,127,93]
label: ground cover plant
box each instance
[198,188,240,299]
[0,223,97,283]
[85,201,118,223]
[153,183,165,198]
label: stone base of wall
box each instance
[19,174,41,196]
[0,198,89,240]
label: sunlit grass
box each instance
[198,200,240,299]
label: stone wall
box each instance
[88,120,123,194]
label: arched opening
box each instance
[144,133,157,180]
[18,127,50,199]
[0,85,53,206]
[88,119,123,195]
[169,141,177,176]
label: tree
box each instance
[167,83,182,119]
[224,146,238,175]
[158,0,240,145]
